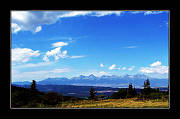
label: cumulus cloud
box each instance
[43,47,68,62]
[34,26,42,33]
[43,41,85,62]
[11,11,62,33]
[150,61,161,67]
[139,61,168,74]
[140,66,168,74]
[12,48,40,63]
[11,23,21,33]
[109,64,116,70]
[109,64,121,70]
[100,63,104,67]
[46,47,61,56]
[52,42,68,48]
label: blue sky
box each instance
[11,11,169,82]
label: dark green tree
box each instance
[127,83,133,98]
[89,87,97,100]
[31,80,37,91]
[141,79,152,99]
[127,83,137,98]
[111,89,127,99]
[146,79,150,88]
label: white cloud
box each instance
[43,55,50,62]
[108,64,121,70]
[11,11,125,33]
[11,11,167,34]
[100,63,104,67]
[91,11,123,17]
[43,41,85,61]
[11,11,30,22]
[129,11,167,16]
[140,66,168,74]
[46,47,61,56]
[144,11,164,15]
[130,11,144,14]
[109,64,116,70]
[43,47,68,62]
[128,66,135,71]
[139,61,168,74]
[58,11,92,18]
[70,55,85,59]
[34,26,42,33]
[12,48,40,63]
[150,61,162,67]
[11,11,62,33]
[52,42,68,48]
[11,23,21,33]
[61,50,68,58]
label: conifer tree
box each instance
[143,79,152,96]
[127,83,136,98]
[89,87,97,100]
[31,80,37,91]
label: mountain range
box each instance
[12,74,168,88]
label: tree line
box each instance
[89,79,169,100]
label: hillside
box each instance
[11,85,81,108]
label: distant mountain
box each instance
[12,74,168,88]
[12,81,31,85]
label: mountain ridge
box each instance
[12,74,168,88]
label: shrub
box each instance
[43,92,63,106]
[111,89,127,99]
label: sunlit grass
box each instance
[56,98,169,108]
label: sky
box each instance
[11,11,169,82]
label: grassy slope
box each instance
[57,98,169,108]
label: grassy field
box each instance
[56,98,169,108]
